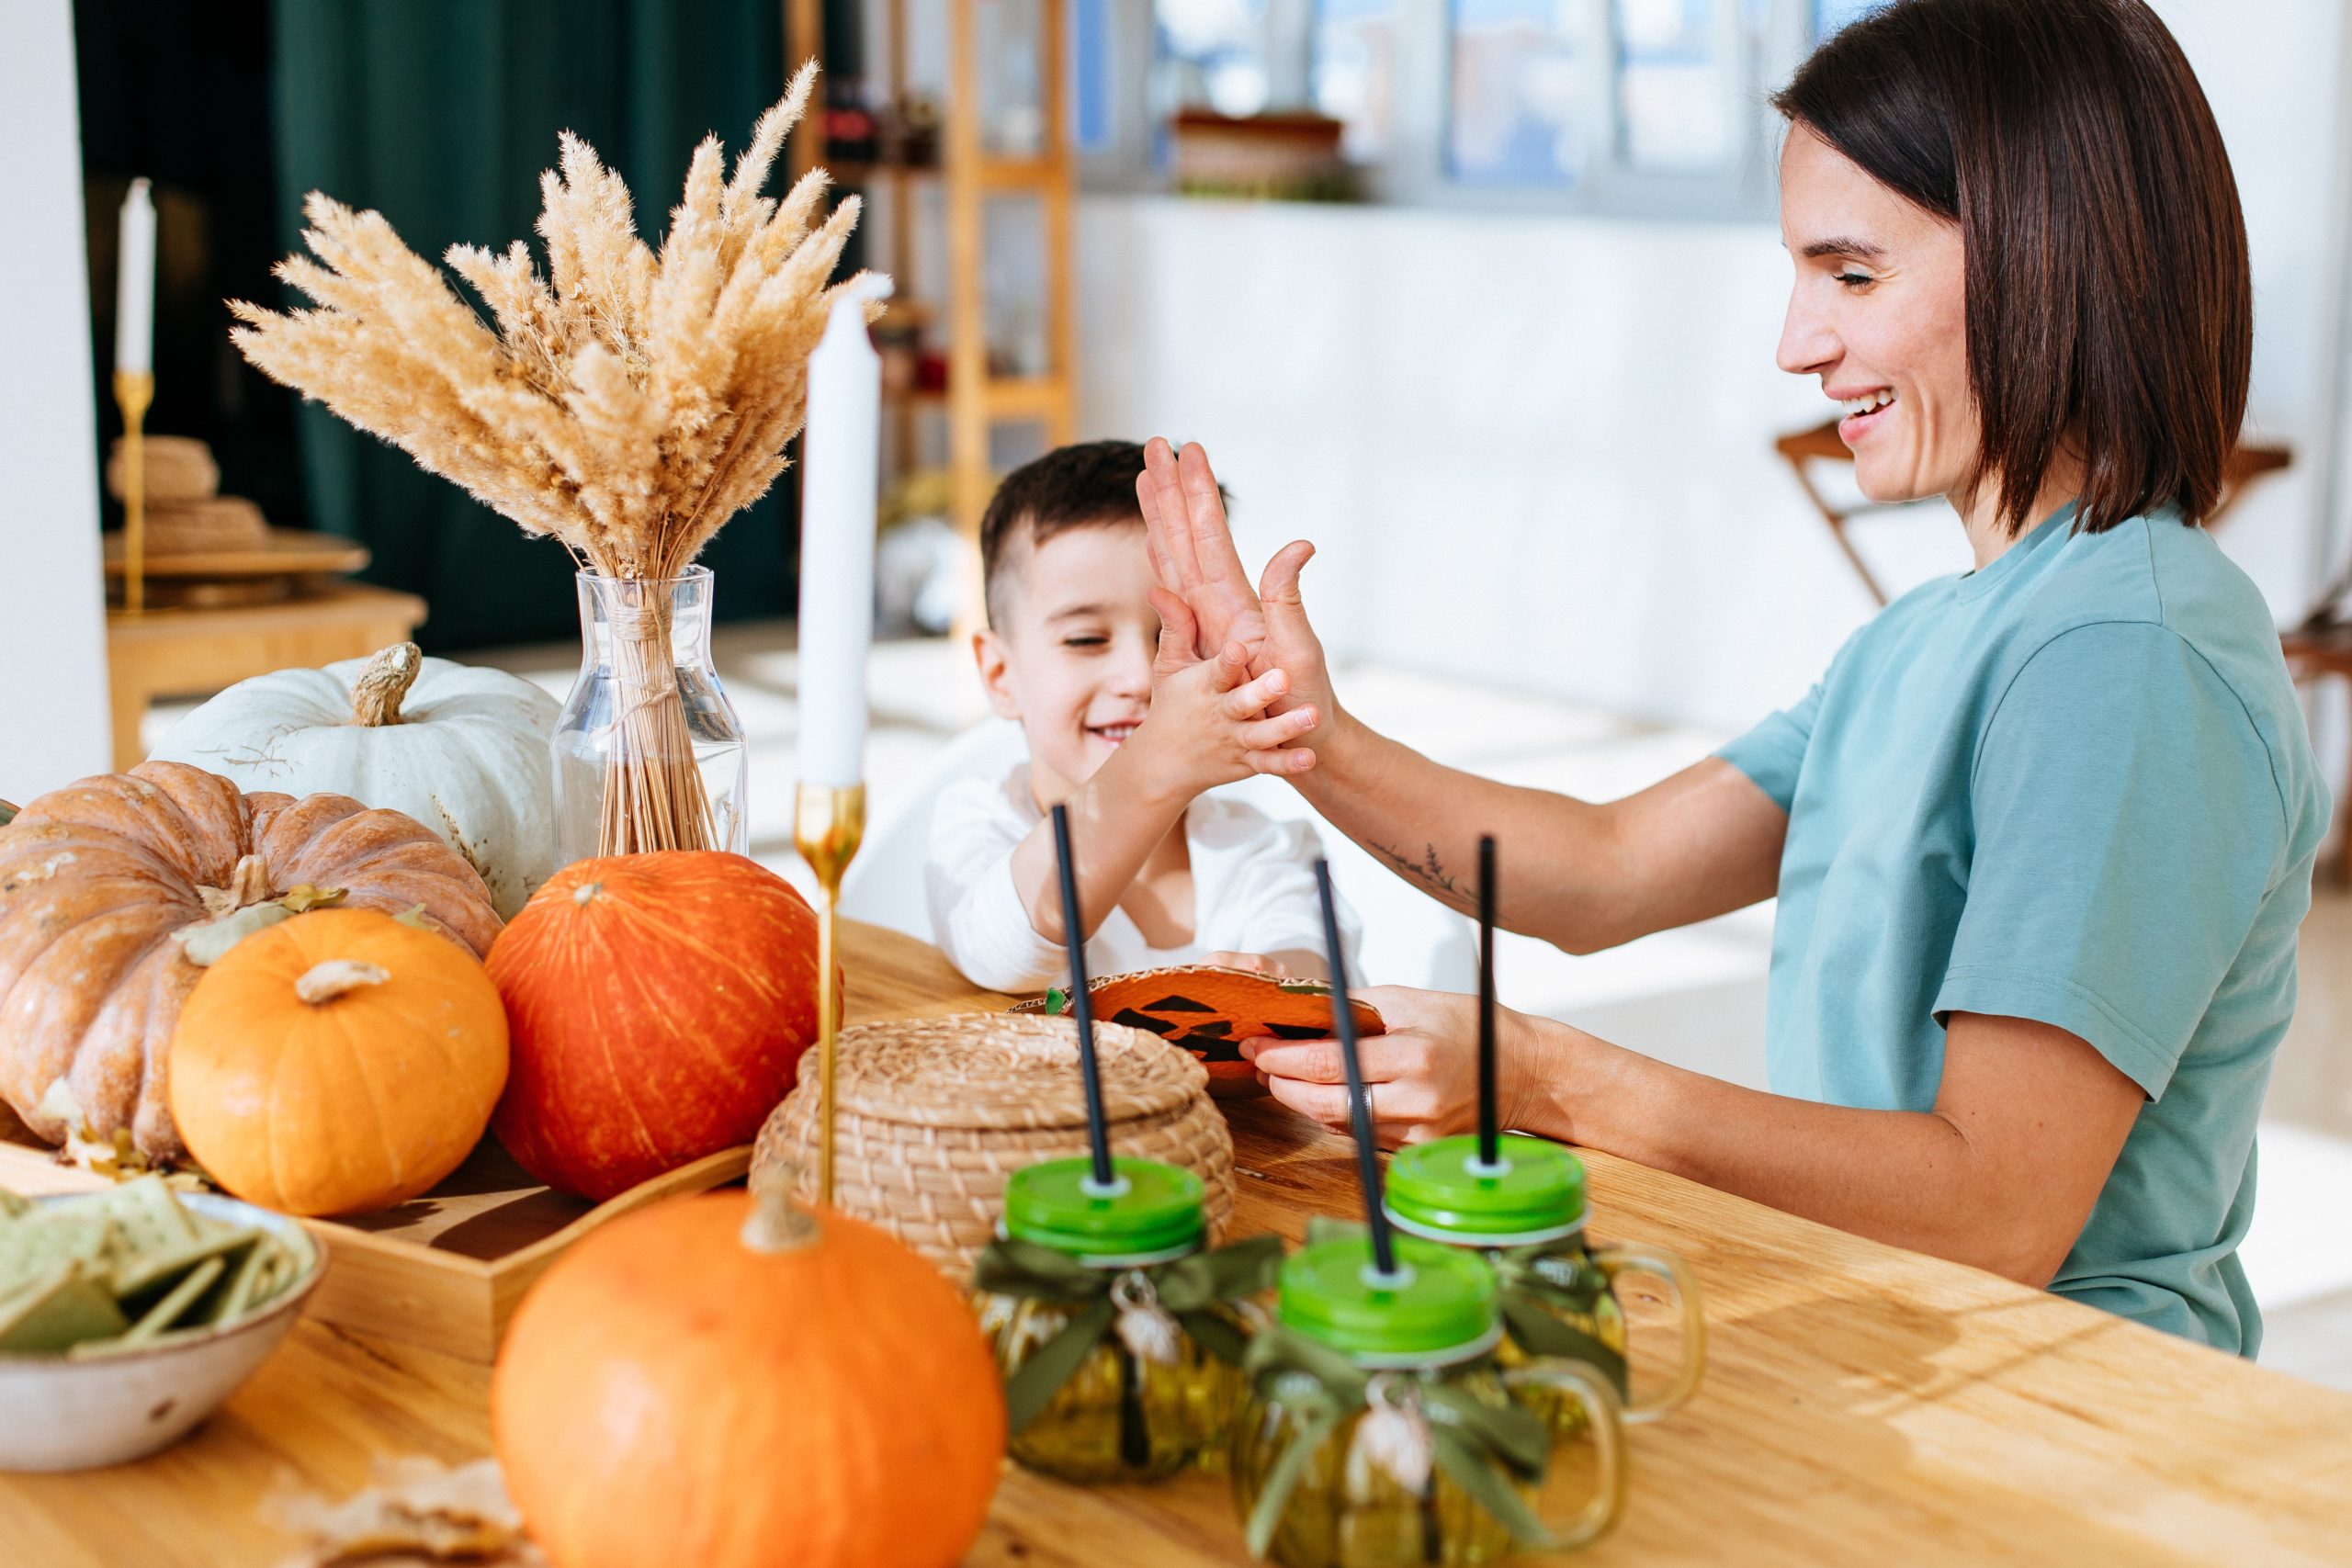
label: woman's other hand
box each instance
[1240,986,1564,1148]
[1136,438,1342,757]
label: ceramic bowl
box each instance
[0,1191,324,1472]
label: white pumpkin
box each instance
[151,644,560,918]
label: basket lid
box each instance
[1277,1233,1498,1364]
[1003,1156,1206,1261]
[1384,1134,1588,1242]
[828,1013,1203,1130]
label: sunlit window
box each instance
[1615,0,1733,173]
[1156,0,1275,118]
[1449,0,1594,187]
[1313,0,1401,162]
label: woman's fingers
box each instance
[1176,442,1250,590]
[1142,437,1204,591]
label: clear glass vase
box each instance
[551,568,748,863]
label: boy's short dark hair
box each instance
[978,440,1149,628]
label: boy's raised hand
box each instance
[1143,586,1318,787]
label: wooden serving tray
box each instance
[0,1107,747,1364]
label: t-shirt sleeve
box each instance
[925,776,1068,994]
[1714,682,1822,813]
[1932,621,2287,1098]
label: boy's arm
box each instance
[926,781,1070,993]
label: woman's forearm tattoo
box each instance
[1371,840,1464,900]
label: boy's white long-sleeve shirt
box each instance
[926,762,1364,995]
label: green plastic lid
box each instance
[1384,1134,1588,1244]
[1277,1233,1499,1364]
[1002,1156,1206,1263]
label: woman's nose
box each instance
[1777,285,1839,378]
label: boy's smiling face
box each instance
[974,517,1162,803]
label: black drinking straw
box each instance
[1315,859,1398,1278]
[1477,834,1499,1168]
[1049,803,1116,1190]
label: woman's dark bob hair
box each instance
[1777,0,2250,536]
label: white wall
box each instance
[0,0,110,793]
[1074,0,2352,736]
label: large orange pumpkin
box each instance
[0,761,501,1164]
[487,852,823,1201]
[170,908,510,1216]
[493,1181,1004,1568]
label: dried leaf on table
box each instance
[269,1457,548,1567]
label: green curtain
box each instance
[271,0,805,650]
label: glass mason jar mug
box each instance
[551,567,749,863]
[1383,1134,1703,1431]
[972,1156,1278,1483]
[1230,1233,1627,1568]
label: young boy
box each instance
[927,440,1361,994]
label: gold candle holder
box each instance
[113,369,154,615]
[793,782,866,1206]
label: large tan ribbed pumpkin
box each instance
[0,761,501,1164]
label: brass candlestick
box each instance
[794,782,866,1205]
[113,369,154,615]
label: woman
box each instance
[1138,0,2325,1355]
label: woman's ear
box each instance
[972,627,1022,721]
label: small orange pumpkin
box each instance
[493,1178,1004,1568]
[169,907,509,1216]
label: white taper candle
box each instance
[115,178,156,377]
[796,275,894,789]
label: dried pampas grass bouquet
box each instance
[232,62,875,856]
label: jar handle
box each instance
[1589,1243,1706,1423]
[1498,1359,1627,1550]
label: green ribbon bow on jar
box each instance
[1307,1216,1628,1402]
[972,1233,1284,1433]
[1239,1323,1555,1559]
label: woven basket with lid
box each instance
[752,1013,1235,1280]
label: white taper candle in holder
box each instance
[115,178,156,377]
[797,274,894,787]
[114,178,158,615]
[795,271,891,1207]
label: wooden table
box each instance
[6,922,2349,1566]
[105,581,428,768]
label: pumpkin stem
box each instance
[198,852,276,918]
[571,881,603,907]
[296,959,390,1005]
[350,642,422,728]
[741,1161,820,1255]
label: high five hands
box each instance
[1135,438,1341,756]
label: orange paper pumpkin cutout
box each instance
[1012,964,1385,1093]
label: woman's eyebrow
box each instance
[1798,236,1888,260]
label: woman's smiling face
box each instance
[1777,124,1975,507]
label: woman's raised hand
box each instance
[1136,439,1337,749]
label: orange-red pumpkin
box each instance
[492,1183,1004,1568]
[487,852,823,1201]
[170,907,509,1216]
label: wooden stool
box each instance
[107,581,427,767]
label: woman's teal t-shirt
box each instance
[1717,505,2327,1354]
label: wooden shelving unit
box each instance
[791,0,1078,607]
